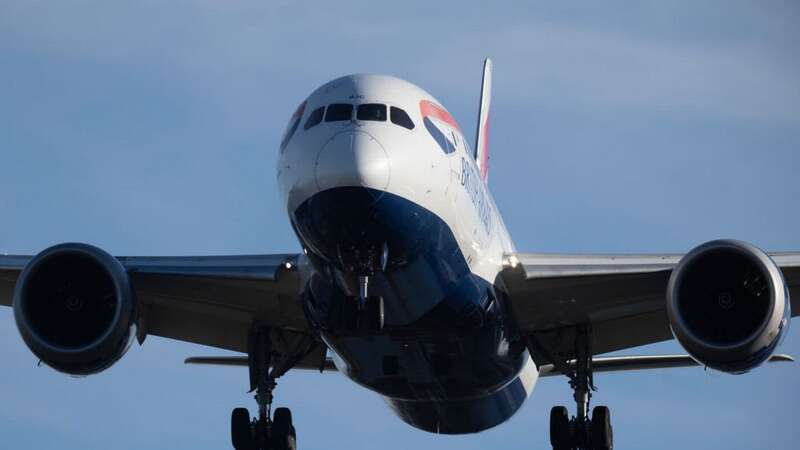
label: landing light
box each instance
[505,255,520,269]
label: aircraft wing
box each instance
[500,251,800,365]
[0,253,309,354]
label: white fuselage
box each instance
[277,74,536,434]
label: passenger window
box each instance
[325,104,353,122]
[390,107,415,130]
[280,101,306,151]
[357,104,387,121]
[304,106,325,130]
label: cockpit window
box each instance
[390,107,415,130]
[325,103,353,122]
[280,101,306,151]
[304,106,325,130]
[357,104,387,121]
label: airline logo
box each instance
[420,100,461,154]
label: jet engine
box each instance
[666,240,790,373]
[12,243,137,376]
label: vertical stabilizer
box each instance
[474,58,492,181]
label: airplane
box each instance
[1,58,798,450]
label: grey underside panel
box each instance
[502,252,800,366]
[0,254,309,353]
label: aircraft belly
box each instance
[384,362,537,434]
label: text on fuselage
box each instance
[460,156,493,235]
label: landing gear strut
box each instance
[532,325,613,450]
[231,329,297,450]
[357,275,384,332]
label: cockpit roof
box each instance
[305,74,443,118]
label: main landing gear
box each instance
[231,329,297,450]
[532,325,613,450]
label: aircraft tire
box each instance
[549,406,570,450]
[590,405,612,450]
[272,407,296,450]
[231,407,254,450]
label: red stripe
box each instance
[419,100,461,131]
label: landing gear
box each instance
[231,328,298,450]
[231,408,253,449]
[550,405,612,450]
[533,325,613,450]
[358,294,384,332]
[334,275,383,334]
[357,275,384,332]
[230,406,296,450]
[590,406,612,450]
[271,407,297,450]
[549,406,570,450]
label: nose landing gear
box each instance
[329,274,384,334]
[356,275,384,333]
[231,329,297,450]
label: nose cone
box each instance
[315,130,390,192]
[292,186,433,273]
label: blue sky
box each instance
[1,1,799,449]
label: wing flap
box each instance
[538,353,794,377]
[129,256,307,352]
[185,353,337,372]
[0,270,19,307]
[771,252,800,315]
[503,258,672,335]
[0,255,30,307]
[134,270,306,352]
[140,299,251,352]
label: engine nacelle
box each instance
[13,243,137,376]
[666,240,790,373]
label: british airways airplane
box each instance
[1,59,798,450]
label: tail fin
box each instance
[474,58,492,181]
